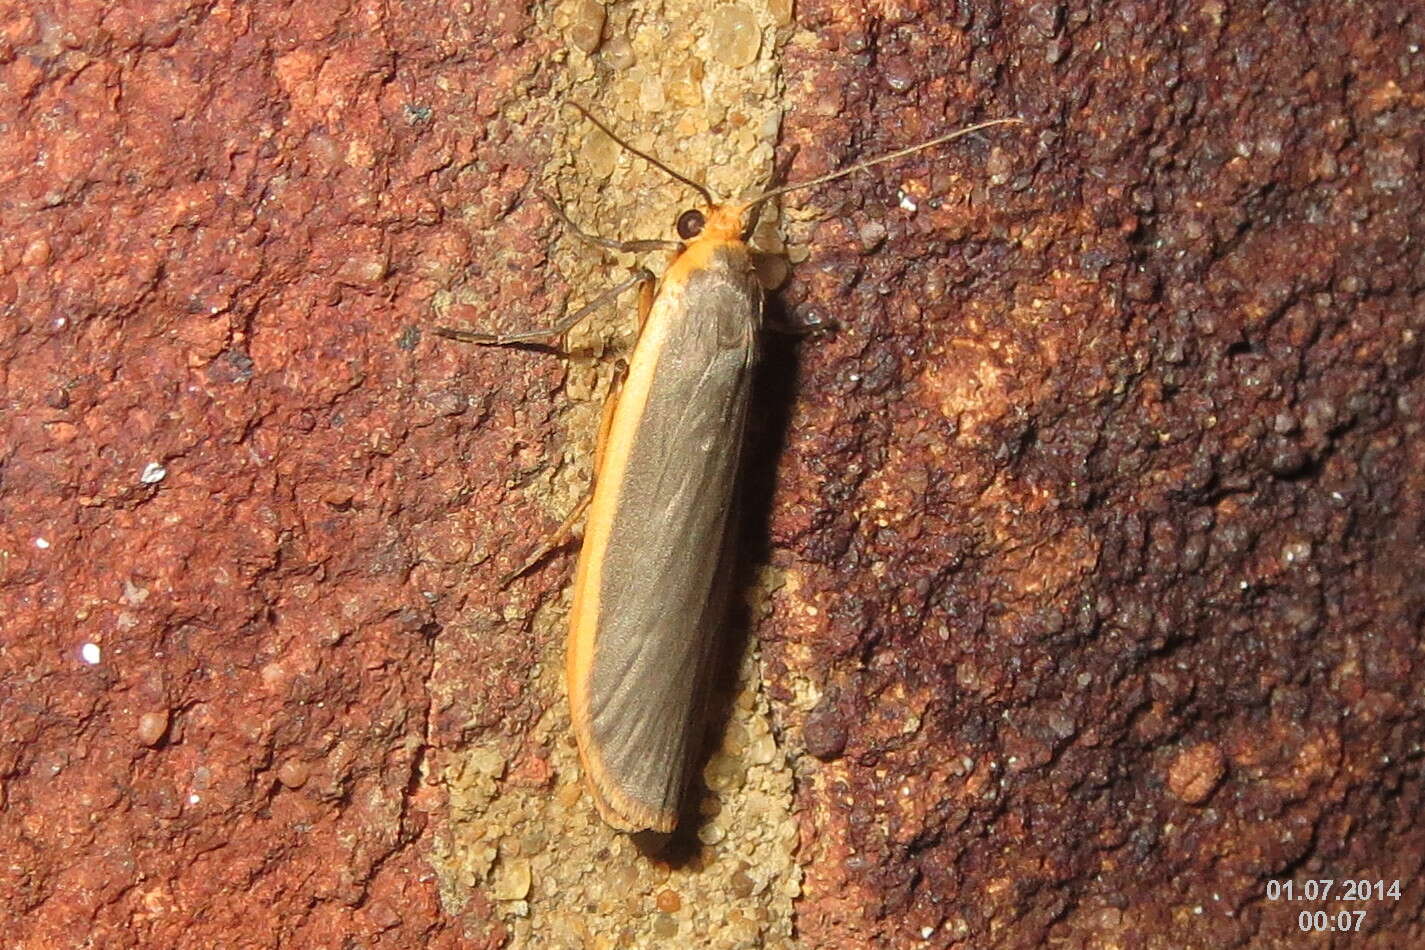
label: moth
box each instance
[440,106,1020,832]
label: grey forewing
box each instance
[587,244,762,816]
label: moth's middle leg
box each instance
[498,354,631,586]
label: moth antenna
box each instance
[568,103,715,206]
[739,117,1025,213]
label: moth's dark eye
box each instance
[676,209,706,240]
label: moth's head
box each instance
[674,202,747,246]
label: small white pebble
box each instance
[80,642,101,665]
[189,794,201,805]
[697,822,727,845]
[140,461,167,484]
[34,537,50,549]
[898,189,918,212]
[708,3,761,68]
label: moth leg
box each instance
[592,357,630,471]
[635,271,656,334]
[434,268,654,346]
[499,492,591,587]
[502,359,628,586]
[539,192,680,254]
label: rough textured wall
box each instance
[2,1,1421,949]
[771,1,1425,947]
[1,0,556,945]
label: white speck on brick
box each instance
[80,643,101,665]
[34,537,50,549]
[140,461,167,484]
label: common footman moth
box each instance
[440,105,1021,832]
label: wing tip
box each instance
[571,712,682,834]
[589,780,679,834]
[582,745,681,834]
